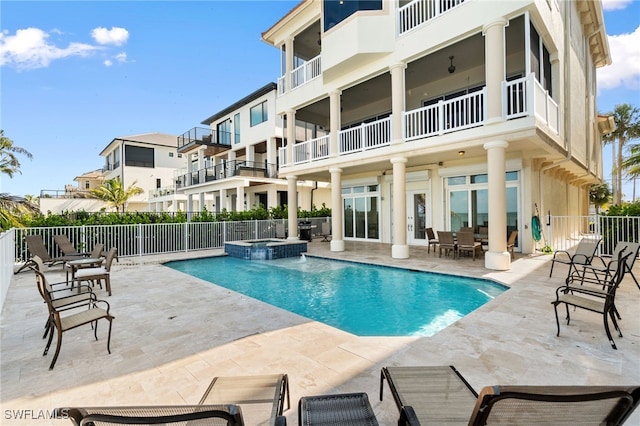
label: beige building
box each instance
[262,0,611,269]
[100,133,188,212]
[176,82,330,214]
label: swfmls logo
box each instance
[3,409,68,420]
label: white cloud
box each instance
[0,27,97,70]
[601,0,633,11]
[91,27,129,46]
[115,52,128,63]
[104,59,113,67]
[597,26,640,90]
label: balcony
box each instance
[101,161,120,173]
[279,75,558,167]
[175,160,279,189]
[149,186,178,198]
[278,55,322,95]
[398,0,466,35]
[177,127,232,155]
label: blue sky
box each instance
[1,0,639,200]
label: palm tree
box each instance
[0,193,40,231]
[602,104,640,204]
[90,178,144,212]
[622,144,640,200]
[589,183,612,213]
[0,129,33,178]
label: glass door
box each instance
[407,191,428,245]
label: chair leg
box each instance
[43,324,55,355]
[553,303,561,336]
[106,317,113,354]
[105,276,111,296]
[49,329,63,369]
[549,260,555,277]
[603,313,617,350]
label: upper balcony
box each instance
[175,160,279,190]
[177,127,232,156]
[279,73,558,167]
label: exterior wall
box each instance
[39,198,109,215]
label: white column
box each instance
[389,62,406,145]
[285,36,294,92]
[330,167,344,252]
[199,192,205,211]
[391,157,409,259]
[287,176,299,239]
[187,194,194,214]
[329,90,341,158]
[484,140,510,270]
[483,18,508,124]
[220,189,228,211]
[236,186,245,212]
[267,137,277,169]
[246,144,255,163]
[286,109,295,166]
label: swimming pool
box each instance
[164,256,508,337]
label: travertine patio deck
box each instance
[1,241,639,425]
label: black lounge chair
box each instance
[577,241,640,290]
[55,405,248,425]
[549,237,601,280]
[380,365,640,425]
[14,234,81,274]
[298,392,378,425]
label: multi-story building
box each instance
[100,132,187,212]
[39,169,106,214]
[176,82,330,215]
[262,0,611,269]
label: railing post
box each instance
[185,222,189,252]
[138,224,143,257]
[438,100,445,135]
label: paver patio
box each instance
[1,242,639,425]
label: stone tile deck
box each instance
[1,242,639,425]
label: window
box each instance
[178,153,182,158]
[169,152,174,157]
[124,145,154,168]
[342,184,379,240]
[234,113,241,144]
[156,178,161,189]
[84,181,90,189]
[217,119,232,145]
[250,101,268,127]
[324,0,382,31]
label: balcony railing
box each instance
[291,55,322,90]
[149,186,177,198]
[504,74,558,133]
[279,76,559,167]
[405,89,485,141]
[178,127,232,151]
[176,160,279,189]
[102,161,120,173]
[340,117,392,154]
[40,189,93,199]
[398,0,466,35]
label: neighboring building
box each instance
[100,133,188,212]
[262,0,611,269]
[39,169,107,214]
[176,82,330,214]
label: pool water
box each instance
[164,256,508,337]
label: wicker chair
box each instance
[74,247,118,296]
[437,231,457,258]
[426,228,439,253]
[457,231,483,261]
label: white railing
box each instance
[504,74,559,134]
[1,228,15,311]
[293,135,330,164]
[546,215,639,256]
[291,55,321,90]
[398,0,465,35]
[340,117,392,154]
[404,89,485,141]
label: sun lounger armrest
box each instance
[554,285,611,299]
[551,249,571,260]
[92,299,112,314]
[398,406,421,426]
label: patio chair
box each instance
[426,228,438,253]
[54,404,254,425]
[506,230,518,259]
[275,223,286,239]
[319,222,331,242]
[380,365,640,426]
[437,231,457,258]
[552,249,631,349]
[298,392,378,425]
[577,241,640,290]
[548,237,601,280]
[459,226,474,234]
[457,231,483,261]
[29,256,97,338]
[477,226,489,246]
[75,247,118,296]
[198,374,290,426]
[14,235,78,274]
[54,234,94,257]
[35,269,114,369]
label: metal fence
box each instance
[1,228,15,309]
[547,215,640,256]
[11,217,332,262]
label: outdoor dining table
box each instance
[65,257,103,287]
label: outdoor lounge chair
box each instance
[506,230,518,259]
[198,373,290,426]
[553,249,631,349]
[548,237,601,279]
[74,247,118,296]
[426,228,438,253]
[437,231,457,258]
[380,365,640,425]
[35,269,114,369]
[456,231,483,260]
[319,222,331,242]
[14,235,78,274]
[298,392,378,425]
[54,234,93,257]
[54,404,252,425]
